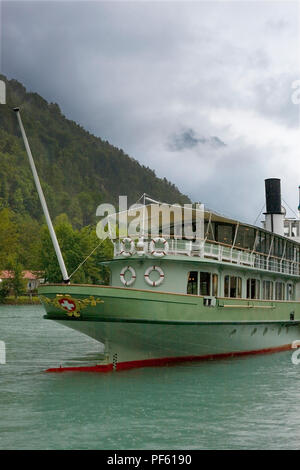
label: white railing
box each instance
[113,239,300,276]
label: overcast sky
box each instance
[1,0,300,223]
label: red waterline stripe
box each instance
[45,343,292,373]
[46,364,114,373]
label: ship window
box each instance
[235,226,255,250]
[265,234,271,254]
[212,274,218,296]
[275,282,285,300]
[287,283,294,300]
[216,223,234,245]
[286,243,294,260]
[291,221,299,237]
[224,276,229,297]
[263,281,273,300]
[258,232,266,254]
[200,272,211,296]
[246,278,260,299]
[224,275,242,298]
[284,222,290,237]
[187,271,198,295]
[273,237,284,257]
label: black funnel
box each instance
[265,178,282,214]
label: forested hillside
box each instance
[0,74,189,226]
[0,75,190,292]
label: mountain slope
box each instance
[0,75,190,227]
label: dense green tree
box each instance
[5,258,26,298]
[39,215,112,284]
[76,225,113,284]
[39,214,81,283]
[0,74,190,230]
[0,208,20,268]
[16,213,43,269]
[0,280,10,302]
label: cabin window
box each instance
[287,243,294,260]
[187,271,198,295]
[265,234,271,254]
[290,221,299,238]
[263,281,273,300]
[216,223,234,245]
[246,278,260,299]
[273,237,284,258]
[224,276,229,297]
[258,232,266,254]
[275,282,285,300]
[200,272,210,296]
[287,283,294,300]
[273,238,278,257]
[224,275,242,298]
[199,272,218,296]
[235,227,255,250]
[188,272,219,296]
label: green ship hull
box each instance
[39,283,300,371]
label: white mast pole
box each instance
[14,108,70,283]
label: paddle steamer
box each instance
[39,179,300,371]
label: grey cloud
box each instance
[1,0,300,222]
[252,74,300,128]
[168,128,226,152]
[265,19,290,33]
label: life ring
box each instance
[120,237,135,257]
[144,266,165,287]
[120,266,136,287]
[149,237,169,258]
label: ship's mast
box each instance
[14,108,70,284]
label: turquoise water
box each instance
[1,305,300,450]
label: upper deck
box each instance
[112,207,300,278]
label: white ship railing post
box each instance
[14,108,70,284]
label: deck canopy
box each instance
[104,199,300,261]
[106,202,205,240]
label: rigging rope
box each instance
[253,202,265,226]
[282,198,299,218]
[69,238,106,280]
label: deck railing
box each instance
[113,239,300,276]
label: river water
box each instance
[0,305,300,450]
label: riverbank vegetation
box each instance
[1,296,40,305]
[0,208,113,302]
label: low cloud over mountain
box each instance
[168,128,226,152]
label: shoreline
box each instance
[0,296,41,306]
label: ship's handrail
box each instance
[113,238,300,276]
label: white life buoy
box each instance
[120,237,135,257]
[149,237,169,258]
[144,266,165,287]
[120,266,136,287]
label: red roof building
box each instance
[0,271,44,291]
